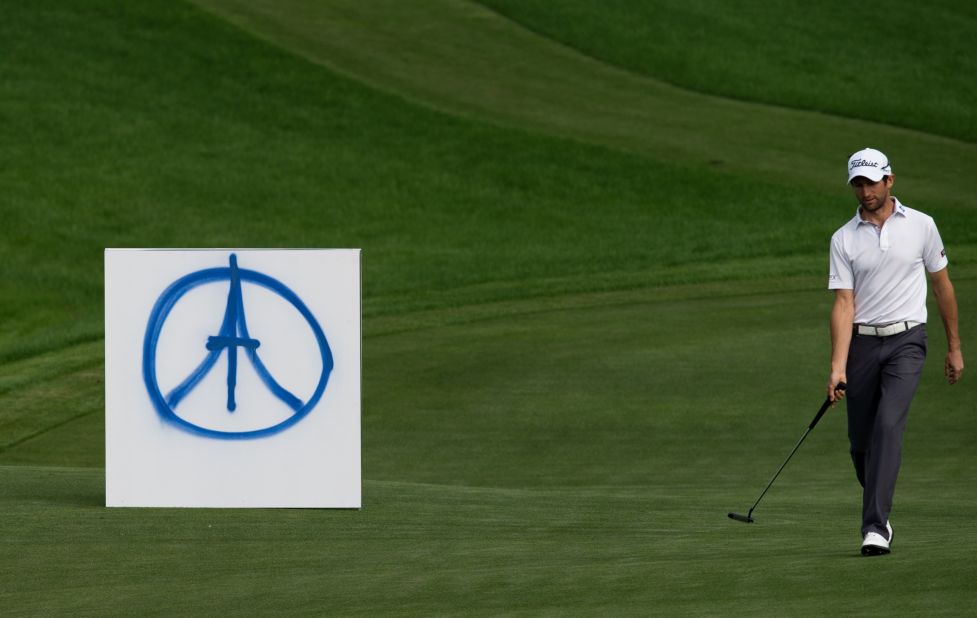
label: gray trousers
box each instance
[846,325,927,539]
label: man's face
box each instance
[850,176,892,213]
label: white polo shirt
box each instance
[828,197,947,325]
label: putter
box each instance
[728,383,846,523]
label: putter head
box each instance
[728,512,754,523]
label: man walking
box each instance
[827,147,964,556]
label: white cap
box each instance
[847,148,892,183]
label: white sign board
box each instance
[104,249,360,508]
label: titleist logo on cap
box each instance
[849,158,882,170]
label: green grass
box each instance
[1,0,884,361]
[5,469,977,615]
[3,278,976,614]
[478,0,977,144]
[1,0,976,615]
[189,0,977,209]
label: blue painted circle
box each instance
[142,266,333,439]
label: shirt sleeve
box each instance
[828,232,854,289]
[923,217,949,272]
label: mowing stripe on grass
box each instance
[477,0,977,144]
[191,0,977,208]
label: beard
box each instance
[859,194,889,213]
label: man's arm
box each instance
[929,267,964,384]
[828,289,855,401]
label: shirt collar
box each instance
[856,196,906,224]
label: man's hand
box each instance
[946,349,964,385]
[827,372,847,402]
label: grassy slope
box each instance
[478,0,977,144]
[1,0,976,615]
[1,0,892,364]
[188,0,977,212]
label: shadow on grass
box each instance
[0,465,104,508]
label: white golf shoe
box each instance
[861,521,893,556]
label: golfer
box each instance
[827,147,964,556]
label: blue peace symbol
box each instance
[142,254,333,439]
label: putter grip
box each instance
[809,382,846,429]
